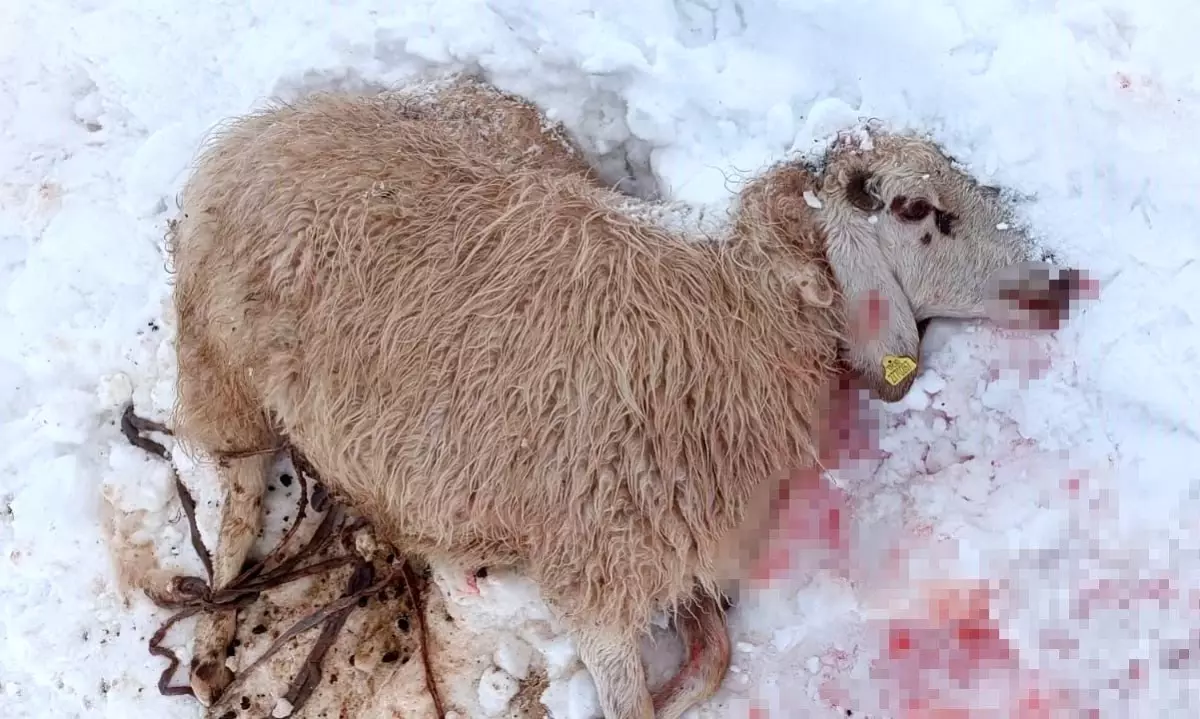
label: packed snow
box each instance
[3,0,1200,717]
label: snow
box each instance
[478,666,521,716]
[494,636,535,682]
[2,0,1199,717]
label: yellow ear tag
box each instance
[883,355,918,386]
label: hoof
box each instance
[189,657,234,707]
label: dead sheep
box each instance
[164,74,1087,718]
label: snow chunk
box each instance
[271,698,294,718]
[915,371,947,396]
[764,101,797,147]
[566,668,602,719]
[121,122,192,218]
[96,372,134,408]
[792,97,861,151]
[494,635,534,681]
[542,666,603,719]
[478,666,520,716]
[527,632,578,680]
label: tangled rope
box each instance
[121,404,446,718]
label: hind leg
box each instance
[173,339,277,705]
[651,590,732,719]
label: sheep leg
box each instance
[651,590,731,719]
[172,331,277,706]
[574,626,656,719]
[189,452,272,705]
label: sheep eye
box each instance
[889,196,933,222]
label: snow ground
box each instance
[2,0,1199,717]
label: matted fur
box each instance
[170,85,844,630]
[168,73,846,718]
[166,74,1063,718]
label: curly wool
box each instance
[168,84,846,636]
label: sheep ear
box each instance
[980,184,1003,199]
[843,169,884,212]
[825,232,921,402]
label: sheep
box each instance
[164,73,1087,718]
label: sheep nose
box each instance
[986,263,1099,331]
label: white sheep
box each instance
[165,73,1085,718]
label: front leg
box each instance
[189,453,270,705]
[574,624,656,719]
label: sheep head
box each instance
[815,131,1091,402]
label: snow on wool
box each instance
[2,1,1199,718]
